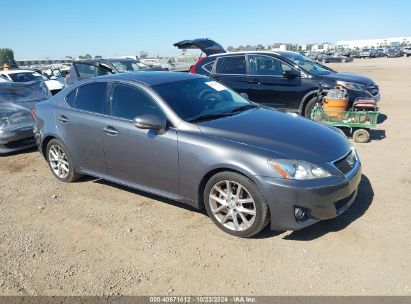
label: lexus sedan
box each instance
[33,72,361,237]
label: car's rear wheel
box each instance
[204,172,269,237]
[46,139,82,183]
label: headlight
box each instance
[336,81,367,92]
[268,159,331,180]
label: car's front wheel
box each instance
[204,172,270,237]
[46,139,82,183]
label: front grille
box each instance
[334,190,356,211]
[334,150,356,175]
[367,85,379,96]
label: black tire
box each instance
[204,172,270,238]
[353,129,370,143]
[304,96,319,118]
[46,139,82,183]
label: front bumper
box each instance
[0,124,36,154]
[255,162,362,231]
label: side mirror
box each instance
[284,69,300,79]
[50,76,58,80]
[134,114,166,131]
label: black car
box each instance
[386,48,403,58]
[317,53,353,63]
[175,39,380,117]
[66,58,164,85]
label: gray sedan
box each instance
[33,72,361,237]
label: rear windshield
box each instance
[8,72,43,82]
[110,60,148,72]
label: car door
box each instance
[55,81,108,174]
[101,82,179,195]
[245,54,303,110]
[210,55,248,96]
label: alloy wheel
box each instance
[209,180,256,231]
[48,145,70,179]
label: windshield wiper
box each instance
[223,104,258,114]
[188,112,234,123]
[188,105,258,123]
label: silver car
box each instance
[33,72,361,237]
[0,80,49,154]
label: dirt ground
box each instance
[0,57,410,296]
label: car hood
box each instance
[197,107,350,163]
[45,79,64,90]
[174,38,226,55]
[321,72,375,86]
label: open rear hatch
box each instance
[173,38,226,56]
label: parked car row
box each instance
[2,38,379,237]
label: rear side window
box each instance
[110,83,164,120]
[215,56,246,74]
[202,61,215,73]
[75,82,108,114]
[65,89,77,108]
[76,64,96,79]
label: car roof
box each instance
[73,58,140,64]
[207,50,301,58]
[0,69,34,74]
[97,71,205,86]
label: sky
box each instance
[2,0,411,60]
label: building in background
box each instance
[336,37,411,49]
[15,58,72,68]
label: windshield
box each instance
[153,78,253,122]
[8,72,44,82]
[279,52,334,75]
[110,60,148,72]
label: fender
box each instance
[298,90,319,115]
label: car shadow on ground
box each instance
[377,113,387,124]
[90,174,372,241]
[0,146,38,157]
[370,129,386,141]
[281,174,373,241]
[93,179,203,214]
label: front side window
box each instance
[280,52,333,75]
[249,55,294,76]
[110,83,164,120]
[215,56,246,74]
[75,82,107,114]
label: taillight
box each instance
[190,57,206,74]
[30,108,36,118]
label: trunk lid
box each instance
[173,38,226,56]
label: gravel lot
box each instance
[0,57,410,296]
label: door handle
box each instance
[103,126,119,136]
[57,115,69,124]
